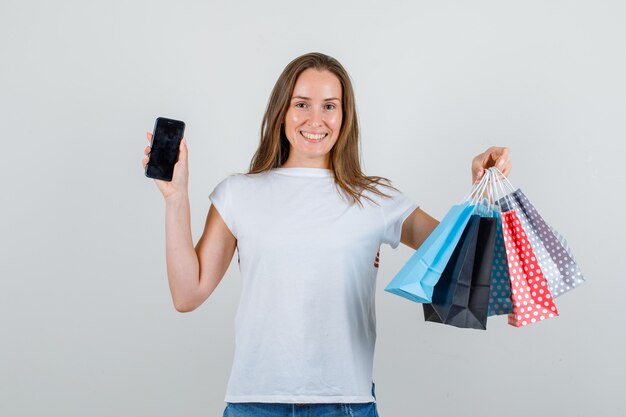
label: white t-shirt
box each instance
[209,167,418,404]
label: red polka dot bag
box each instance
[500,209,559,327]
[489,168,567,327]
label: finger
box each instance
[146,132,153,143]
[144,145,150,156]
[495,147,510,170]
[481,150,492,167]
[483,147,509,170]
[474,168,485,183]
[142,156,149,169]
[501,160,512,177]
[481,147,500,169]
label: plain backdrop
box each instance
[1,1,625,416]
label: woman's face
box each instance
[282,69,343,168]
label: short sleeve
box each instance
[209,176,238,238]
[379,186,419,249]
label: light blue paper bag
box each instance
[384,202,476,303]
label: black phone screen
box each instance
[145,117,185,181]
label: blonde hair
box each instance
[248,52,397,206]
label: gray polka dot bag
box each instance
[491,170,585,299]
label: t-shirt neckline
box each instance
[272,167,333,177]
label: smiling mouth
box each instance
[300,131,328,142]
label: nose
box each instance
[307,106,323,127]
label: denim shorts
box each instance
[222,382,380,417]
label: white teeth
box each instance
[301,131,327,140]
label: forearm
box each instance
[401,207,440,250]
[164,192,200,311]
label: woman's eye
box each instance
[295,102,307,108]
[325,104,336,110]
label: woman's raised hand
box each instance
[471,146,512,183]
[142,132,190,200]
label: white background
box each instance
[1,1,625,416]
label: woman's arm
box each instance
[164,196,237,313]
[400,208,440,250]
[143,133,236,312]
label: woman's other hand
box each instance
[142,132,190,200]
[471,146,511,183]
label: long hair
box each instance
[248,52,398,206]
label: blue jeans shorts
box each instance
[222,382,380,417]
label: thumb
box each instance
[179,137,188,161]
[474,167,485,183]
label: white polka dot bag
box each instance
[492,169,585,299]
[488,168,578,327]
[510,189,585,297]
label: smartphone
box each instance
[145,117,186,181]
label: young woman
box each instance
[142,52,511,417]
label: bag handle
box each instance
[465,170,491,203]
[489,167,516,192]
[488,167,516,208]
[487,169,496,206]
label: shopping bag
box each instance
[512,189,585,297]
[423,215,496,329]
[500,210,559,327]
[487,210,514,316]
[496,194,562,299]
[491,166,581,299]
[384,202,476,303]
[551,225,577,261]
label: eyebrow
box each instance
[291,96,341,102]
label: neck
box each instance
[281,157,330,169]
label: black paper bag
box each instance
[423,215,497,330]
